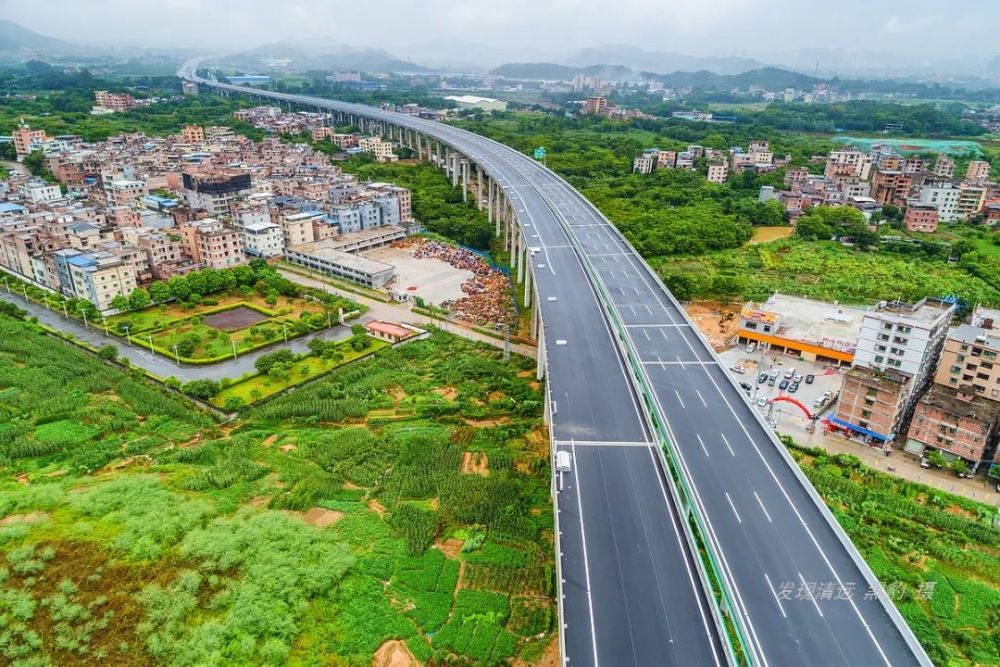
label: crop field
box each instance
[0,313,556,665]
[789,439,1000,666]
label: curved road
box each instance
[181,63,932,667]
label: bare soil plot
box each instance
[299,507,345,528]
[685,301,742,351]
[373,639,421,667]
[203,305,269,331]
[461,451,489,475]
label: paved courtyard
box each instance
[365,246,473,306]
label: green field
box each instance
[789,439,1000,666]
[0,313,555,665]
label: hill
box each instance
[649,66,821,91]
[213,41,423,73]
[568,44,765,75]
[0,19,78,55]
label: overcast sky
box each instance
[2,0,997,66]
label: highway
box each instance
[180,63,931,666]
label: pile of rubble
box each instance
[400,238,516,326]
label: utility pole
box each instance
[503,324,510,362]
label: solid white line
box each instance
[799,572,824,618]
[720,433,735,457]
[643,329,650,341]
[571,441,602,667]
[674,390,686,409]
[725,492,742,524]
[697,434,710,458]
[696,389,708,407]
[754,492,773,523]
[764,574,788,619]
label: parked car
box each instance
[768,369,780,379]
[755,397,768,407]
[746,343,756,354]
[793,374,803,384]
[822,390,834,400]
[758,373,768,384]
[812,397,825,408]
[920,458,931,469]
[788,382,799,393]
[783,367,796,379]
[779,379,790,390]
[805,374,815,384]
[730,364,746,374]
[739,382,753,393]
[768,376,777,386]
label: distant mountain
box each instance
[213,41,424,73]
[649,67,821,91]
[489,62,639,81]
[0,19,79,55]
[567,44,765,76]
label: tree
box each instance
[950,458,970,477]
[167,275,191,301]
[128,287,151,310]
[182,379,221,400]
[927,449,947,468]
[175,333,200,358]
[255,349,296,375]
[149,282,171,304]
[222,396,245,412]
[97,344,118,361]
[110,294,130,312]
[23,150,48,178]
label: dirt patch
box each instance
[246,495,271,509]
[14,473,29,485]
[464,417,511,427]
[262,434,279,448]
[461,451,489,475]
[487,390,504,402]
[517,370,533,378]
[343,481,362,490]
[373,639,421,667]
[436,538,464,559]
[390,385,409,402]
[202,305,269,331]
[433,386,458,400]
[685,301,742,351]
[280,444,297,453]
[368,498,386,517]
[300,507,345,528]
[0,511,49,526]
[748,226,795,245]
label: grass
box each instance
[210,338,390,407]
[0,313,555,665]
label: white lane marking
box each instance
[754,492,772,523]
[696,434,710,458]
[570,441,602,667]
[674,390,686,409]
[696,390,708,407]
[642,329,650,341]
[799,572,824,618]
[720,433,735,457]
[725,492,742,524]
[764,574,788,619]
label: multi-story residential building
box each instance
[825,148,872,181]
[18,180,62,204]
[94,90,136,112]
[127,229,186,280]
[12,121,48,158]
[582,96,607,115]
[181,125,205,143]
[903,156,928,174]
[55,249,137,312]
[706,161,728,184]
[106,179,147,209]
[933,155,955,178]
[935,324,1000,399]
[358,136,397,162]
[181,169,253,217]
[957,182,987,219]
[240,221,284,257]
[966,160,992,181]
[633,150,657,174]
[917,182,962,222]
[904,202,939,233]
[834,297,956,443]
[278,210,321,247]
[870,169,912,207]
[187,219,245,269]
[367,183,412,221]
[905,385,998,466]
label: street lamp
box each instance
[81,309,88,330]
[173,344,180,366]
[147,334,154,351]
[231,340,238,360]
[282,324,288,343]
[2,276,9,292]
[123,325,132,346]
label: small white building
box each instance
[240,221,285,258]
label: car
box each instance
[755,397,768,407]
[730,364,746,374]
[746,343,756,354]
[793,374,803,384]
[920,458,931,469]
[812,397,825,408]
[768,376,777,386]
[739,382,752,393]
[758,373,768,384]
[778,379,789,390]
[805,374,815,384]
[768,368,780,379]
[822,390,834,399]
[788,382,799,393]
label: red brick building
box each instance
[904,203,939,233]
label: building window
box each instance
[874,356,884,364]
